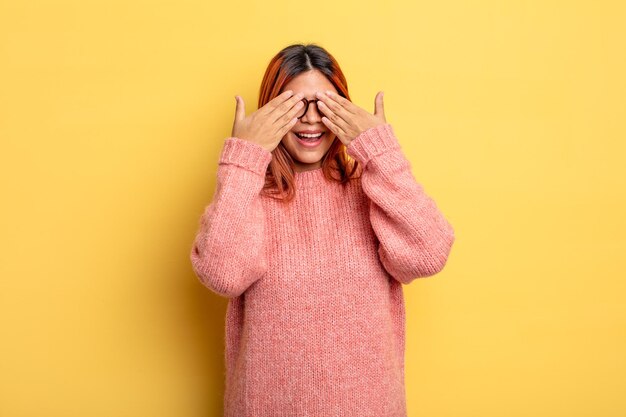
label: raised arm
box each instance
[190,136,272,298]
[346,123,455,284]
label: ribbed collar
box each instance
[294,167,328,189]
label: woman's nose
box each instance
[301,101,321,122]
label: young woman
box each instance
[190,43,455,417]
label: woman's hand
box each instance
[232,90,305,152]
[315,90,387,146]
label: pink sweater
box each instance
[190,123,455,417]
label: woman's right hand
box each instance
[231,90,304,152]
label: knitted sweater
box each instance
[190,123,455,417]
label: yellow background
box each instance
[1,1,625,416]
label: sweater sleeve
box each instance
[189,136,272,298]
[346,123,456,284]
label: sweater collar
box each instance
[294,167,327,189]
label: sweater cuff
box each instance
[219,137,273,176]
[346,123,401,166]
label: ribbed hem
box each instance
[219,137,273,176]
[346,123,401,166]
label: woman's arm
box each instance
[190,136,272,298]
[346,123,456,284]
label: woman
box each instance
[190,43,455,417]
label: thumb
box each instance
[234,95,246,121]
[374,91,385,120]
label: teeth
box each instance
[297,133,323,139]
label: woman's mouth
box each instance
[294,131,325,148]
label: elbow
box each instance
[418,233,455,278]
[413,218,456,277]
[190,262,244,298]
[190,243,266,298]
[382,230,456,285]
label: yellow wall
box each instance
[1,1,624,416]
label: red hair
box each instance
[256,43,361,202]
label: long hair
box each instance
[257,43,361,202]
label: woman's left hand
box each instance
[315,90,387,146]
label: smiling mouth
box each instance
[293,131,326,146]
[295,132,325,140]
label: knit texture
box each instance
[190,123,455,417]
